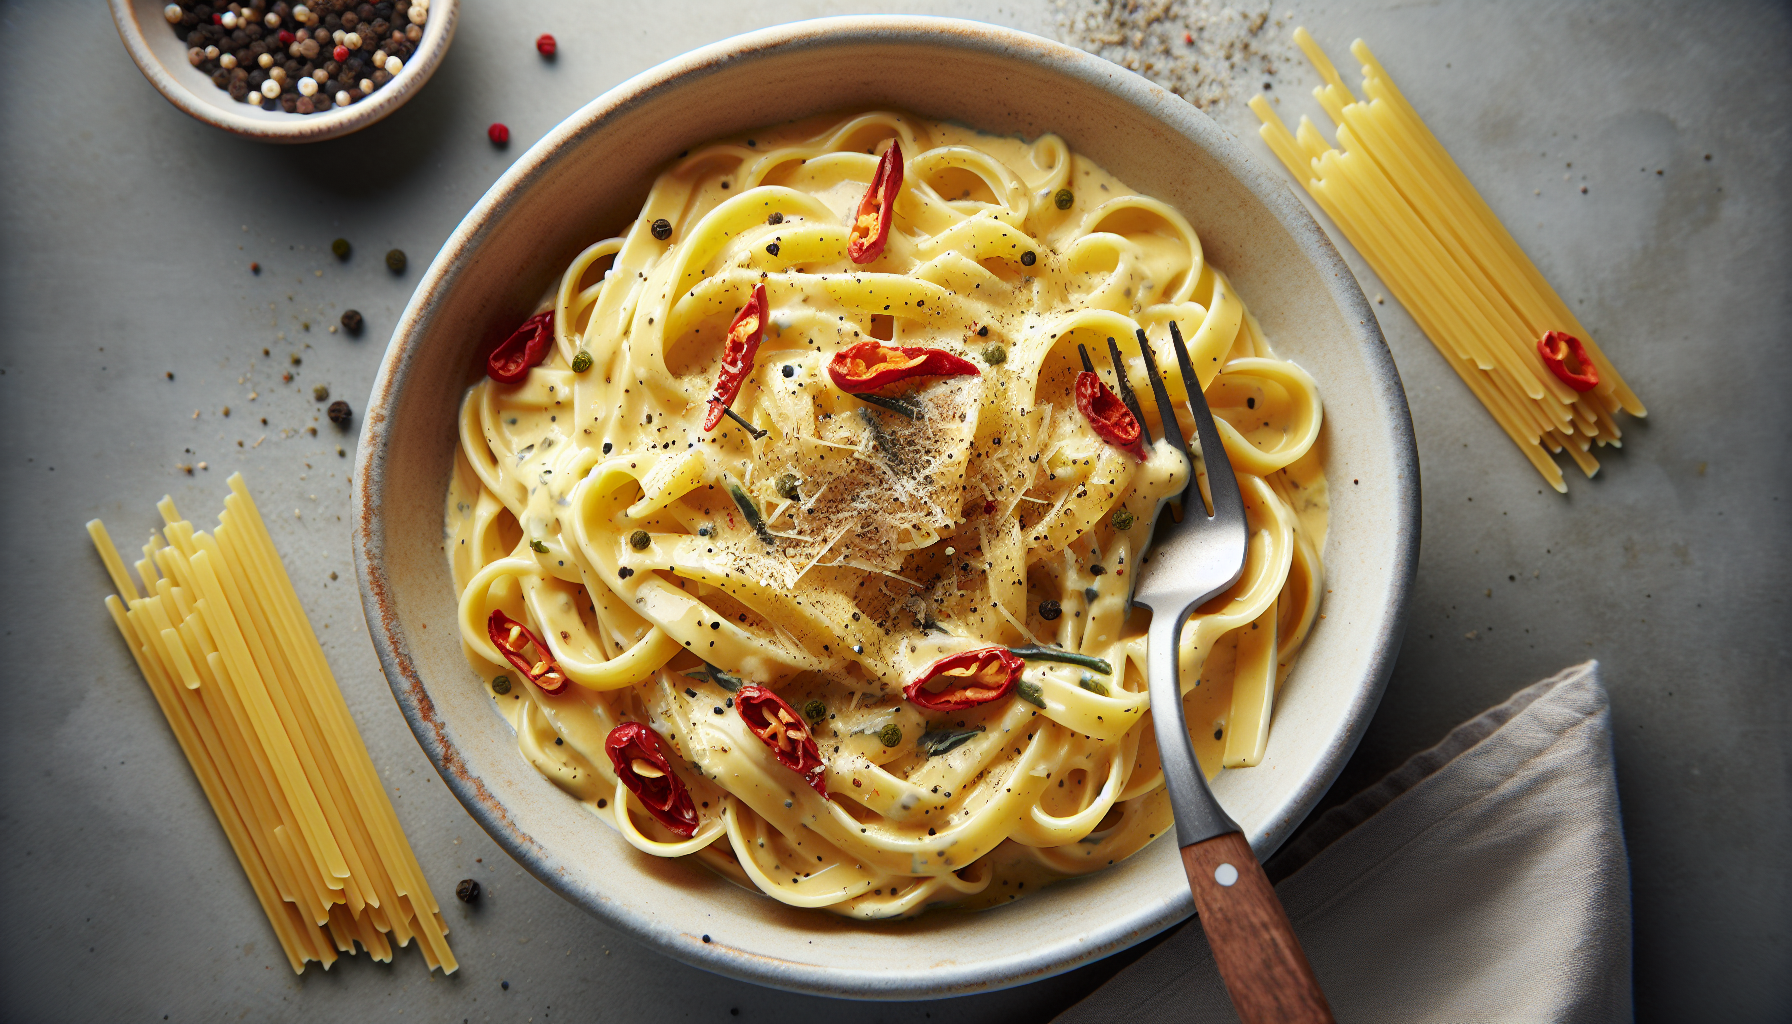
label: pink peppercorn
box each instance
[536,34,557,57]
[488,123,510,145]
[279,30,294,44]
[334,44,349,62]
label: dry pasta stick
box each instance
[88,475,457,974]
[1253,28,1646,492]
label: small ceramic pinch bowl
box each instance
[109,0,457,143]
[353,16,1419,1000]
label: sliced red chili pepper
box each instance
[1537,330,1599,392]
[735,686,828,796]
[905,647,1024,712]
[486,610,567,695]
[703,284,769,431]
[486,311,556,384]
[846,141,904,264]
[1075,370,1146,459]
[826,341,980,393]
[604,723,700,838]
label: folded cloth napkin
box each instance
[1057,661,1632,1023]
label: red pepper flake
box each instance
[1184,31,1195,44]
[486,311,555,384]
[826,341,979,393]
[536,34,557,57]
[735,686,827,796]
[488,123,510,146]
[1537,330,1599,392]
[1075,371,1146,458]
[486,610,567,694]
[905,648,1024,712]
[704,283,768,431]
[847,141,904,264]
[605,723,700,837]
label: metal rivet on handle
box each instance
[1214,862,1239,887]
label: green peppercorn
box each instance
[570,349,593,373]
[775,472,800,501]
[981,344,1007,366]
[1054,188,1074,210]
[802,699,826,722]
[629,529,651,550]
[1111,508,1135,531]
[1038,599,1062,621]
[491,675,512,695]
[331,237,351,260]
[1020,250,1037,267]
[386,248,407,273]
[529,539,548,553]
[313,385,330,402]
[878,723,902,747]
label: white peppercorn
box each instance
[259,52,274,68]
[188,47,205,66]
[270,66,287,83]
[359,77,373,93]
[205,44,220,59]
[343,31,362,49]
[220,52,238,69]
[297,76,317,96]
[264,11,280,28]
[407,5,427,25]
[334,90,351,107]
[260,78,281,98]
[164,4,182,23]
[372,49,387,66]
[405,23,421,42]
[384,55,403,74]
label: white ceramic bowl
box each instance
[353,16,1419,999]
[110,0,457,143]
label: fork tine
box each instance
[1135,328,1186,457]
[1105,336,1153,447]
[1168,322,1246,526]
[1077,343,1096,373]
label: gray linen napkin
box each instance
[1057,661,1632,1023]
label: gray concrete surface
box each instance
[2,1,1786,1021]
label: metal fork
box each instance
[1103,325,1334,1024]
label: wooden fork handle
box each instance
[1181,831,1334,1024]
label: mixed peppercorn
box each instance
[163,0,431,114]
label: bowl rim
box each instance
[353,14,1419,999]
[108,0,458,143]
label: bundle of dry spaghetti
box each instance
[87,474,456,974]
[1251,28,1646,492]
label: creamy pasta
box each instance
[447,111,1327,918]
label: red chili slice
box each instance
[1075,370,1146,459]
[604,723,700,838]
[847,141,904,264]
[735,686,828,796]
[905,647,1024,712]
[486,311,556,384]
[703,283,769,431]
[826,341,980,393]
[486,610,567,695]
[1537,330,1599,392]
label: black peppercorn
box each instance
[327,400,351,425]
[1020,250,1037,267]
[340,309,364,335]
[767,212,784,225]
[1038,599,1062,621]
[455,878,480,903]
[650,218,673,241]
[765,242,780,256]
[385,248,406,273]
[331,237,351,260]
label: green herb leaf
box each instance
[1079,675,1110,697]
[917,726,985,757]
[1007,644,1112,675]
[529,539,549,553]
[1017,680,1046,708]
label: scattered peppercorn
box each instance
[981,344,1007,365]
[802,699,826,722]
[313,385,330,401]
[491,675,512,695]
[878,724,903,747]
[331,237,351,260]
[455,878,481,903]
[1020,250,1037,267]
[1054,188,1074,210]
[386,248,407,273]
[571,349,593,373]
[1111,508,1135,531]
[1038,599,1062,621]
[629,529,651,550]
[775,473,800,501]
[327,400,351,425]
[536,33,557,57]
[767,212,784,225]
[650,218,673,241]
[488,122,510,145]
[765,242,780,256]
[340,309,364,335]
[249,261,260,274]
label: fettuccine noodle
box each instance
[447,111,1328,918]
